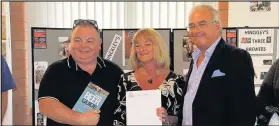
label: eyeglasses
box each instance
[73,19,100,32]
[186,21,216,30]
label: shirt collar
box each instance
[206,36,221,57]
[67,55,106,71]
[191,36,221,61]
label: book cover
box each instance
[72,82,109,113]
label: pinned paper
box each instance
[105,34,122,61]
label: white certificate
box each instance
[126,90,162,125]
[269,113,279,125]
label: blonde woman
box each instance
[113,28,185,126]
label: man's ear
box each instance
[215,21,221,29]
[98,39,102,49]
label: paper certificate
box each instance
[269,113,279,125]
[126,90,162,125]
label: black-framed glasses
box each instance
[73,19,100,32]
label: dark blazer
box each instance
[178,38,256,126]
[256,58,279,125]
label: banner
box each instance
[104,34,122,61]
[238,29,274,54]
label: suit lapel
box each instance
[200,39,225,84]
[183,39,225,95]
[193,38,226,102]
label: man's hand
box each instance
[77,110,100,125]
[156,107,168,123]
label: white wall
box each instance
[229,2,279,27]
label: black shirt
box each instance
[38,55,124,126]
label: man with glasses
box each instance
[179,5,256,126]
[38,19,124,126]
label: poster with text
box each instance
[251,56,273,68]
[123,30,137,66]
[238,29,274,54]
[34,29,47,49]
[104,34,122,61]
[34,61,48,89]
[226,29,237,47]
[58,37,70,60]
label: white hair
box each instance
[190,4,222,27]
[189,4,223,32]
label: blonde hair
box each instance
[129,28,170,70]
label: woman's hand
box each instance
[156,107,168,123]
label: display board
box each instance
[102,29,171,72]
[238,27,278,86]
[30,27,279,125]
[31,27,72,126]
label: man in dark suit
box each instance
[179,5,256,126]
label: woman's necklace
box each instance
[147,78,153,84]
[146,69,162,84]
